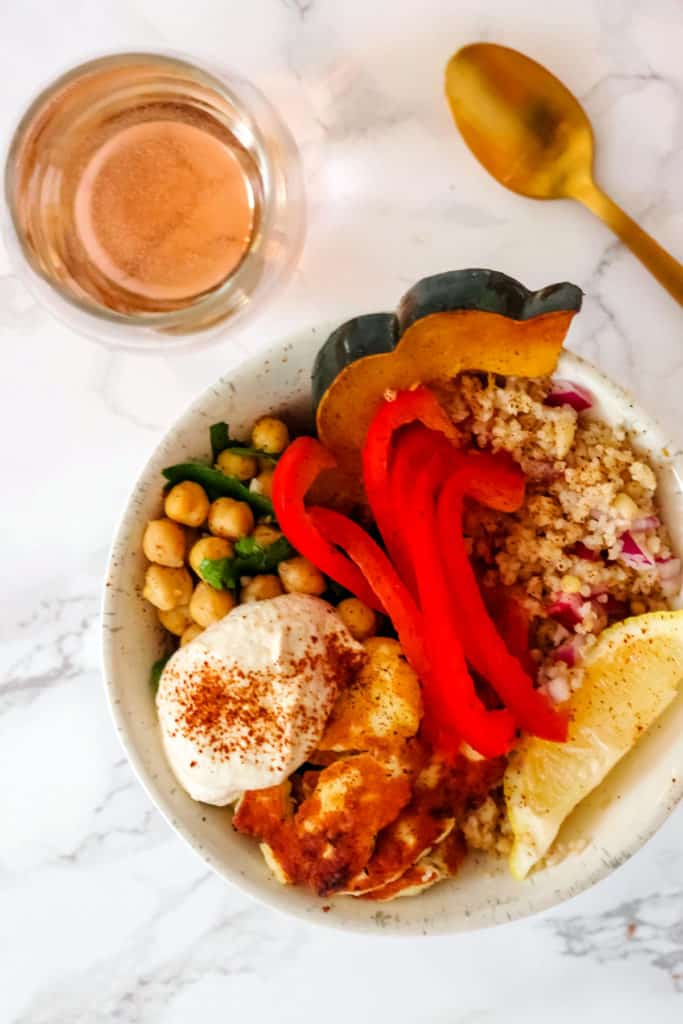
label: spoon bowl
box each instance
[445,43,594,200]
[445,43,683,305]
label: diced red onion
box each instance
[548,592,584,628]
[553,634,587,668]
[546,380,593,412]
[631,515,660,531]
[554,642,577,667]
[571,541,600,562]
[619,531,655,569]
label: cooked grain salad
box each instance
[441,372,674,705]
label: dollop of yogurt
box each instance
[156,594,365,805]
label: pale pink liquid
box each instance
[73,120,255,302]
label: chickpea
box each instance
[249,469,274,500]
[240,575,284,603]
[252,524,283,547]
[180,623,204,647]
[143,565,193,611]
[189,536,234,576]
[251,416,290,455]
[158,604,193,636]
[143,518,186,567]
[336,597,377,642]
[208,497,254,540]
[216,449,258,481]
[165,481,209,527]
[278,557,326,596]
[364,636,403,660]
[189,581,236,627]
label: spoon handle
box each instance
[572,180,683,306]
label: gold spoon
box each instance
[445,43,683,306]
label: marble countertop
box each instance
[2,0,683,1020]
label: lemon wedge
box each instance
[505,611,683,880]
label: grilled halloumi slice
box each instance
[233,780,293,838]
[361,830,467,902]
[233,781,299,883]
[344,756,456,895]
[361,859,443,902]
[318,638,422,752]
[294,753,412,896]
[233,753,412,896]
[347,750,506,897]
[344,811,455,895]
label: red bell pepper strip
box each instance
[391,425,528,680]
[389,425,529,751]
[308,506,429,682]
[387,426,464,746]
[389,422,524,517]
[362,387,460,588]
[385,425,451,599]
[482,587,535,675]
[272,437,384,613]
[390,426,563,739]
[308,504,452,754]
[456,450,526,513]
[437,473,568,741]
[393,438,517,758]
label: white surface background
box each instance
[2,0,682,1021]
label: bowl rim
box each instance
[101,321,683,935]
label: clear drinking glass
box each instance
[3,52,305,350]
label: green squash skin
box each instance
[311,269,583,409]
[398,269,583,333]
[311,312,398,411]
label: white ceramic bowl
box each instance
[102,323,683,935]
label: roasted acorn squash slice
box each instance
[314,269,582,485]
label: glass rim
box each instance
[2,49,305,349]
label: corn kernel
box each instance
[612,492,638,519]
[560,574,582,594]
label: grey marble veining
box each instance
[1,0,682,1020]
[547,890,683,991]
